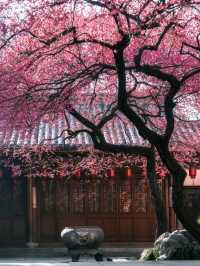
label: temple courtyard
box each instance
[0,257,200,266]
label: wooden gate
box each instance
[38,176,156,242]
[0,174,27,246]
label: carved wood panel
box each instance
[38,175,155,242]
[134,178,147,214]
[119,180,132,213]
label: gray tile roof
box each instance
[0,112,199,150]
[0,120,147,147]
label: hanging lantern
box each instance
[91,169,97,177]
[189,165,197,179]
[74,169,81,177]
[144,181,148,193]
[124,167,133,178]
[0,168,3,178]
[107,168,115,178]
[58,170,65,180]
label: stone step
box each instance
[0,246,144,258]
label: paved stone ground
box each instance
[0,257,200,266]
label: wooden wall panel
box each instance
[0,176,27,246]
[38,172,157,243]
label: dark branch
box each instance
[134,23,182,143]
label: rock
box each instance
[139,248,155,261]
[158,230,191,260]
[154,232,170,249]
[180,229,196,242]
[140,230,200,260]
[192,242,200,259]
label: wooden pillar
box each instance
[164,177,170,231]
[165,175,177,232]
[26,176,39,247]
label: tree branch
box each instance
[181,67,200,83]
[66,107,151,157]
[134,22,182,143]
[114,37,163,145]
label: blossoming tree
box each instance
[0,0,200,240]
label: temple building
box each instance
[0,116,199,247]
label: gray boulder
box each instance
[139,248,155,261]
[140,230,200,261]
[157,230,192,260]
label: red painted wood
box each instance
[38,174,156,242]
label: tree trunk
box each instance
[147,150,167,236]
[94,141,168,236]
[157,144,200,243]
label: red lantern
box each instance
[74,169,81,177]
[90,169,97,177]
[107,168,115,178]
[189,166,197,179]
[143,181,148,193]
[124,167,133,178]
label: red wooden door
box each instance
[38,176,156,242]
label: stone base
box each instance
[68,248,103,262]
[26,242,39,248]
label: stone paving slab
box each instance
[0,247,143,258]
[0,258,200,266]
[69,261,200,266]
